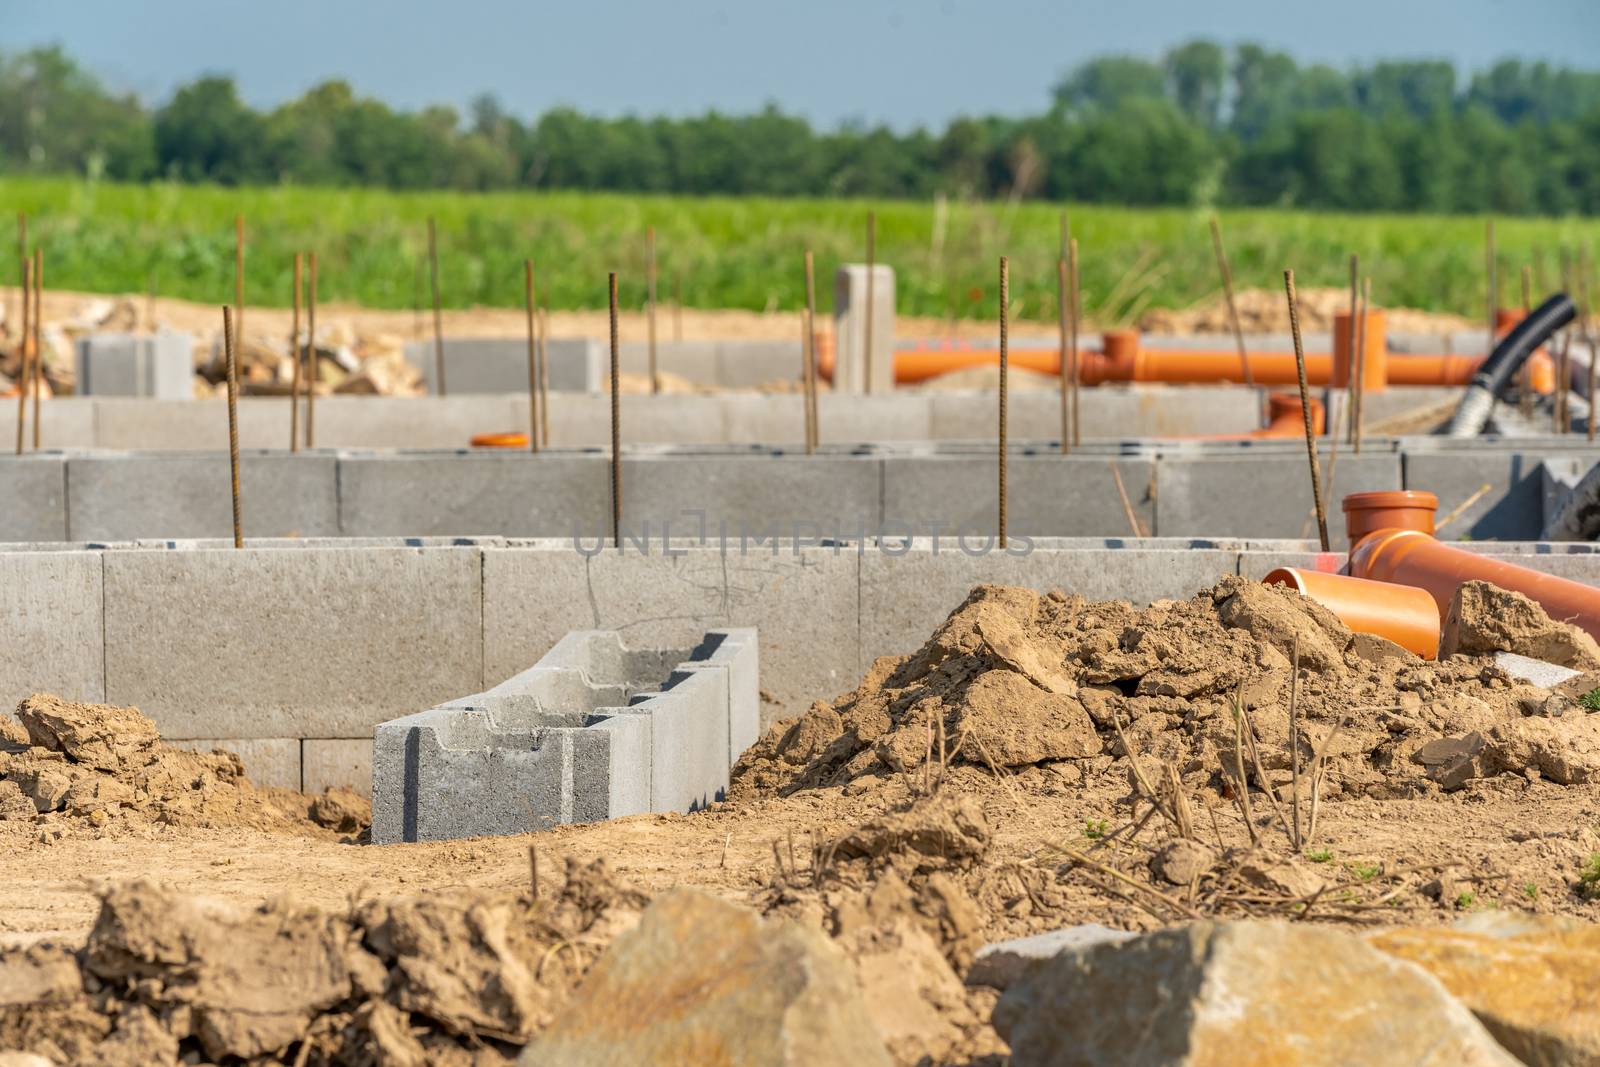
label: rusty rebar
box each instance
[1353,278,1370,455]
[803,251,818,454]
[14,257,29,455]
[673,271,683,342]
[1345,254,1359,444]
[525,259,540,453]
[1069,238,1081,448]
[1284,269,1329,551]
[646,227,659,394]
[1056,255,1070,453]
[234,214,245,348]
[223,306,242,549]
[1209,217,1254,388]
[428,217,446,396]
[1520,264,1534,418]
[306,252,318,448]
[290,253,302,452]
[998,256,1009,547]
[864,211,876,394]
[609,273,621,548]
[538,306,550,448]
[1583,243,1596,442]
[13,212,23,348]
[30,247,41,450]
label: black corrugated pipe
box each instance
[1443,292,1577,436]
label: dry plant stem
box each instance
[998,256,1008,547]
[289,253,302,452]
[1304,715,1346,847]
[1239,706,1295,846]
[1165,761,1194,840]
[1289,636,1302,851]
[428,217,446,396]
[1109,704,1177,829]
[306,252,318,447]
[1210,217,1254,389]
[1435,483,1493,532]
[1055,844,1204,921]
[1283,269,1329,550]
[534,265,547,457]
[1353,278,1370,453]
[538,307,550,447]
[528,846,539,899]
[1557,324,1573,434]
[1231,690,1260,846]
[1109,462,1143,537]
[1068,238,1081,448]
[1345,254,1359,440]
[222,306,242,550]
[864,211,876,394]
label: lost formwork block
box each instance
[925,386,1263,443]
[302,739,371,795]
[880,455,1155,538]
[857,543,1241,664]
[1402,448,1600,542]
[92,398,301,451]
[833,265,895,395]
[618,454,882,538]
[310,395,524,449]
[0,454,67,541]
[405,338,604,395]
[0,551,104,713]
[102,546,483,739]
[168,738,301,791]
[0,398,97,450]
[371,627,757,844]
[1155,452,1401,546]
[543,394,731,447]
[66,452,339,541]
[336,451,610,537]
[74,331,193,399]
[482,544,856,727]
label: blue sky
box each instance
[7,0,1598,128]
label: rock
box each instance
[1232,851,1326,899]
[774,705,844,766]
[956,669,1101,768]
[1368,914,1600,1067]
[975,614,1077,695]
[967,924,1137,991]
[1483,717,1600,784]
[0,780,35,821]
[1215,577,1351,673]
[5,755,91,813]
[0,1054,56,1067]
[1496,652,1582,689]
[1443,581,1600,670]
[518,889,892,1066]
[1413,733,1487,791]
[1151,839,1217,886]
[309,787,370,833]
[841,919,974,1065]
[60,776,135,817]
[1350,632,1421,671]
[994,921,1521,1066]
[830,791,990,874]
[15,694,159,772]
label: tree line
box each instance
[3,41,1600,214]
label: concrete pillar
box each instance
[832,264,895,394]
[74,331,194,399]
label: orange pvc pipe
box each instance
[1264,567,1440,659]
[1349,529,1600,642]
[470,431,528,449]
[1342,490,1437,544]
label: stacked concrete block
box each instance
[372,627,757,844]
[405,338,604,394]
[74,331,194,399]
[0,550,105,713]
[0,455,67,541]
[833,265,895,394]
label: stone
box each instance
[966,924,1137,991]
[994,921,1521,1066]
[1151,839,1218,886]
[1413,732,1487,791]
[841,919,975,1065]
[15,694,159,772]
[1369,914,1600,1067]
[1442,581,1600,670]
[956,669,1101,768]
[1483,717,1600,784]
[1496,651,1581,689]
[0,780,36,821]
[517,889,891,1066]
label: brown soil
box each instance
[1139,285,1480,337]
[5,579,1600,1064]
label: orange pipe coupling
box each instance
[1264,567,1440,659]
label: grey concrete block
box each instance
[714,341,804,388]
[337,451,610,537]
[0,454,67,541]
[543,394,731,447]
[859,544,1239,665]
[0,551,104,712]
[405,338,603,394]
[312,395,523,450]
[483,544,857,725]
[834,264,895,394]
[303,739,372,796]
[719,395,815,445]
[925,386,1262,442]
[1156,452,1401,545]
[66,452,339,541]
[817,394,934,442]
[618,340,721,384]
[619,454,881,538]
[0,398,97,450]
[881,456,1155,538]
[372,627,756,843]
[75,331,193,399]
[1404,450,1598,542]
[170,738,301,791]
[968,924,1137,990]
[1494,652,1579,689]
[92,398,294,451]
[103,546,483,739]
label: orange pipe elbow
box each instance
[1264,567,1440,659]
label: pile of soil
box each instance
[0,858,643,1065]
[0,694,366,837]
[1139,286,1478,336]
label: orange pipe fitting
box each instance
[470,431,529,449]
[1349,529,1600,642]
[1264,567,1441,659]
[1342,490,1438,545]
[1331,309,1388,391]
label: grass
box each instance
[1580,688,1600,712]
[1083,817,1110,841]
[1580,854,1600,899]
[2,175,1599,321]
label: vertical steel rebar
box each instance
[428,217,446,396]
[13,213,23,351]
[525,259,540,453]
[646,227,659,394]
[864,211,876,394]
[609,273,621,548]
[1068,238,1081,448]
[1584,243,1596,442]
[306,252,318,448]
[1353,278,1371,456]
[14,257,29,455]
[1284,269,1329,551]
[234,214,245,348]
[998,256,1009,547]
[672,271,684,343]
[1345,254,1359,443]
[289,253,302,452]
[30,248,41,451]
[803,251,818,454]
[538,306,550,448]
[1209,217,1254,389]
[223,306,242,549]
[1056,255,1070,453]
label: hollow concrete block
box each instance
[0,550,104,712]
[336,451,610,537]
[1156,452,1401,545]
[881,455,1156,538]
[833,265,895,395]
[618,454,882,539]
[102,546,483,739]
[311,396,523,449]
[74,331,193,399]
[1403,450,1597,543]
[0,398,97,450]
[0,454,67,541]
[406,338,603,394]
[66,452,339,540]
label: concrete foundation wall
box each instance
[3,536,1597,796]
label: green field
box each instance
[4,177,1597,322]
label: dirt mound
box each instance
[1443,580,1600,670]
[0,694,366,836]
[1138,286,1477,336]
[0,857,642,1065]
